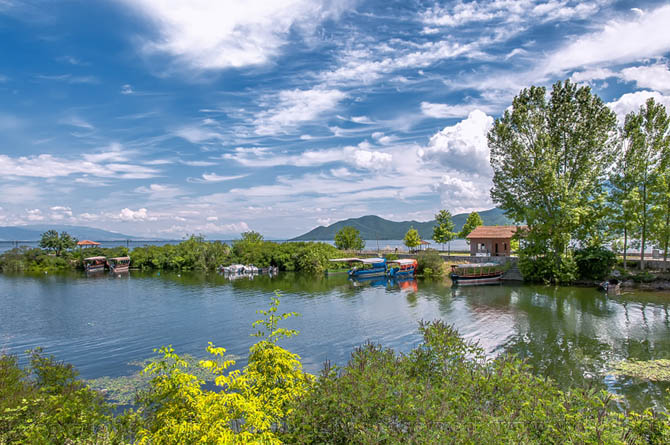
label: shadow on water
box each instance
[2,270,670,411]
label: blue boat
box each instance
[386,259,417,277]
[329,257,387,278]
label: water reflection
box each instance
[1,271,669,411]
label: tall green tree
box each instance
[458,211,483,242]
[623,98,670,269]
[609,129,641,269]
[403,227,421,252]
[652,169,670,261]
[432,210,455,254]
[488,80,617,282]
[334,226,365,251]
[39,230,77,256]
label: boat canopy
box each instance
[329,257,361,262]
[84,256,107,261]
[360,258,385,264]
[329,257,384,264]
[388,259,417,265]
[109,256,130,261]
[454,262,501,268]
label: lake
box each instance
[1,270,669,411]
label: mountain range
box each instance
[291,208,512,241]
[0,225,143,241]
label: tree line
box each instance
[489,80,670,282]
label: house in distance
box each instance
[466,226,524,257]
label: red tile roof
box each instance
[466,225,523,239]
[77,240,100,245]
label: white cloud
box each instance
[544,4,670,75]
[224,142,392,170]
[434,175,492,214]
[121,84,134,94]
[620,63,670,94]
[134,184,185,198]
[119,0,350,70]
[422,0,606,28]
[607,90,670,123]
[188,173,249,183]
[60,116,94,130]
[181,160,218,167]
[175,126,225,143]
[421,101,494,119]
[254,87,347,135]
[418,110,494,176]
[118,208,154,221]
[206,216,218,221]
[26,209,44,221]
[570,67,616,83]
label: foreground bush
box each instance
[284,321,670,444]
[574,246,617,280]
[519,247,578,284]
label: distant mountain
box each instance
[0,225,144,241]
[291,208,513,241]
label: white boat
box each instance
[450,263,504,285]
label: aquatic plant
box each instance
[611,359,670,382]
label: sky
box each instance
[1,0,670,239]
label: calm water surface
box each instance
[1,271,669,411]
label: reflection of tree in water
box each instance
[495,285,670,411]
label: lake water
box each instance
[1,270,669,411]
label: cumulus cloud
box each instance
[418,110,494,176]
[118,208,154,221]
[118,0,350,70]
[254,88,347,135]
[607,90,670,123]
[434,175,493,214]
[50,206,73,220]
[121,84,134,94]
[620,63,670,94]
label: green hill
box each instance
[291,208,512,241]
[0,225,142,241]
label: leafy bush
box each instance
[519,249,578,284]
[416,250,445,277]
[0,349,123,444]
[574,246,616,280]
[284,321,670,444]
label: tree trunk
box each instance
[641,183,647,271]
[623,227,628,270]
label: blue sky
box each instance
[1,0,670,238]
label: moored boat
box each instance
[450,263,504,285]
[84,256,107,273]
[387,259,417,277]
[349,258,387,278]
[108,256,130,273]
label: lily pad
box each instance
[611,359,670,382]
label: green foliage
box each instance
[432,209,455,249]
[416,250,445,277]
[334,226,365,251]
[489,79,617,282]
[621,98,670,269]
[574,246,616,280]
[39,230,78,256]
[403,226,421,250]
[611,359,670,382]
[284,320,670,444]
[458,211,484,240]
[518,247,578,284]
[134,295,310,444]
[0,349,124,444]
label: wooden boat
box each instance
[84,256,107,273]
[108,256,130,273]
[450,263,504,285]
[329,257,387,278]
[387,259,417,277]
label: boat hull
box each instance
[110,265,129,273]
[387,268,416,277]
[85,264,105,273]
[450,273,503,285]
[349,268,386,278]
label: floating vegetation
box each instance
[86,353,240,405]
[611,359,670,382]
